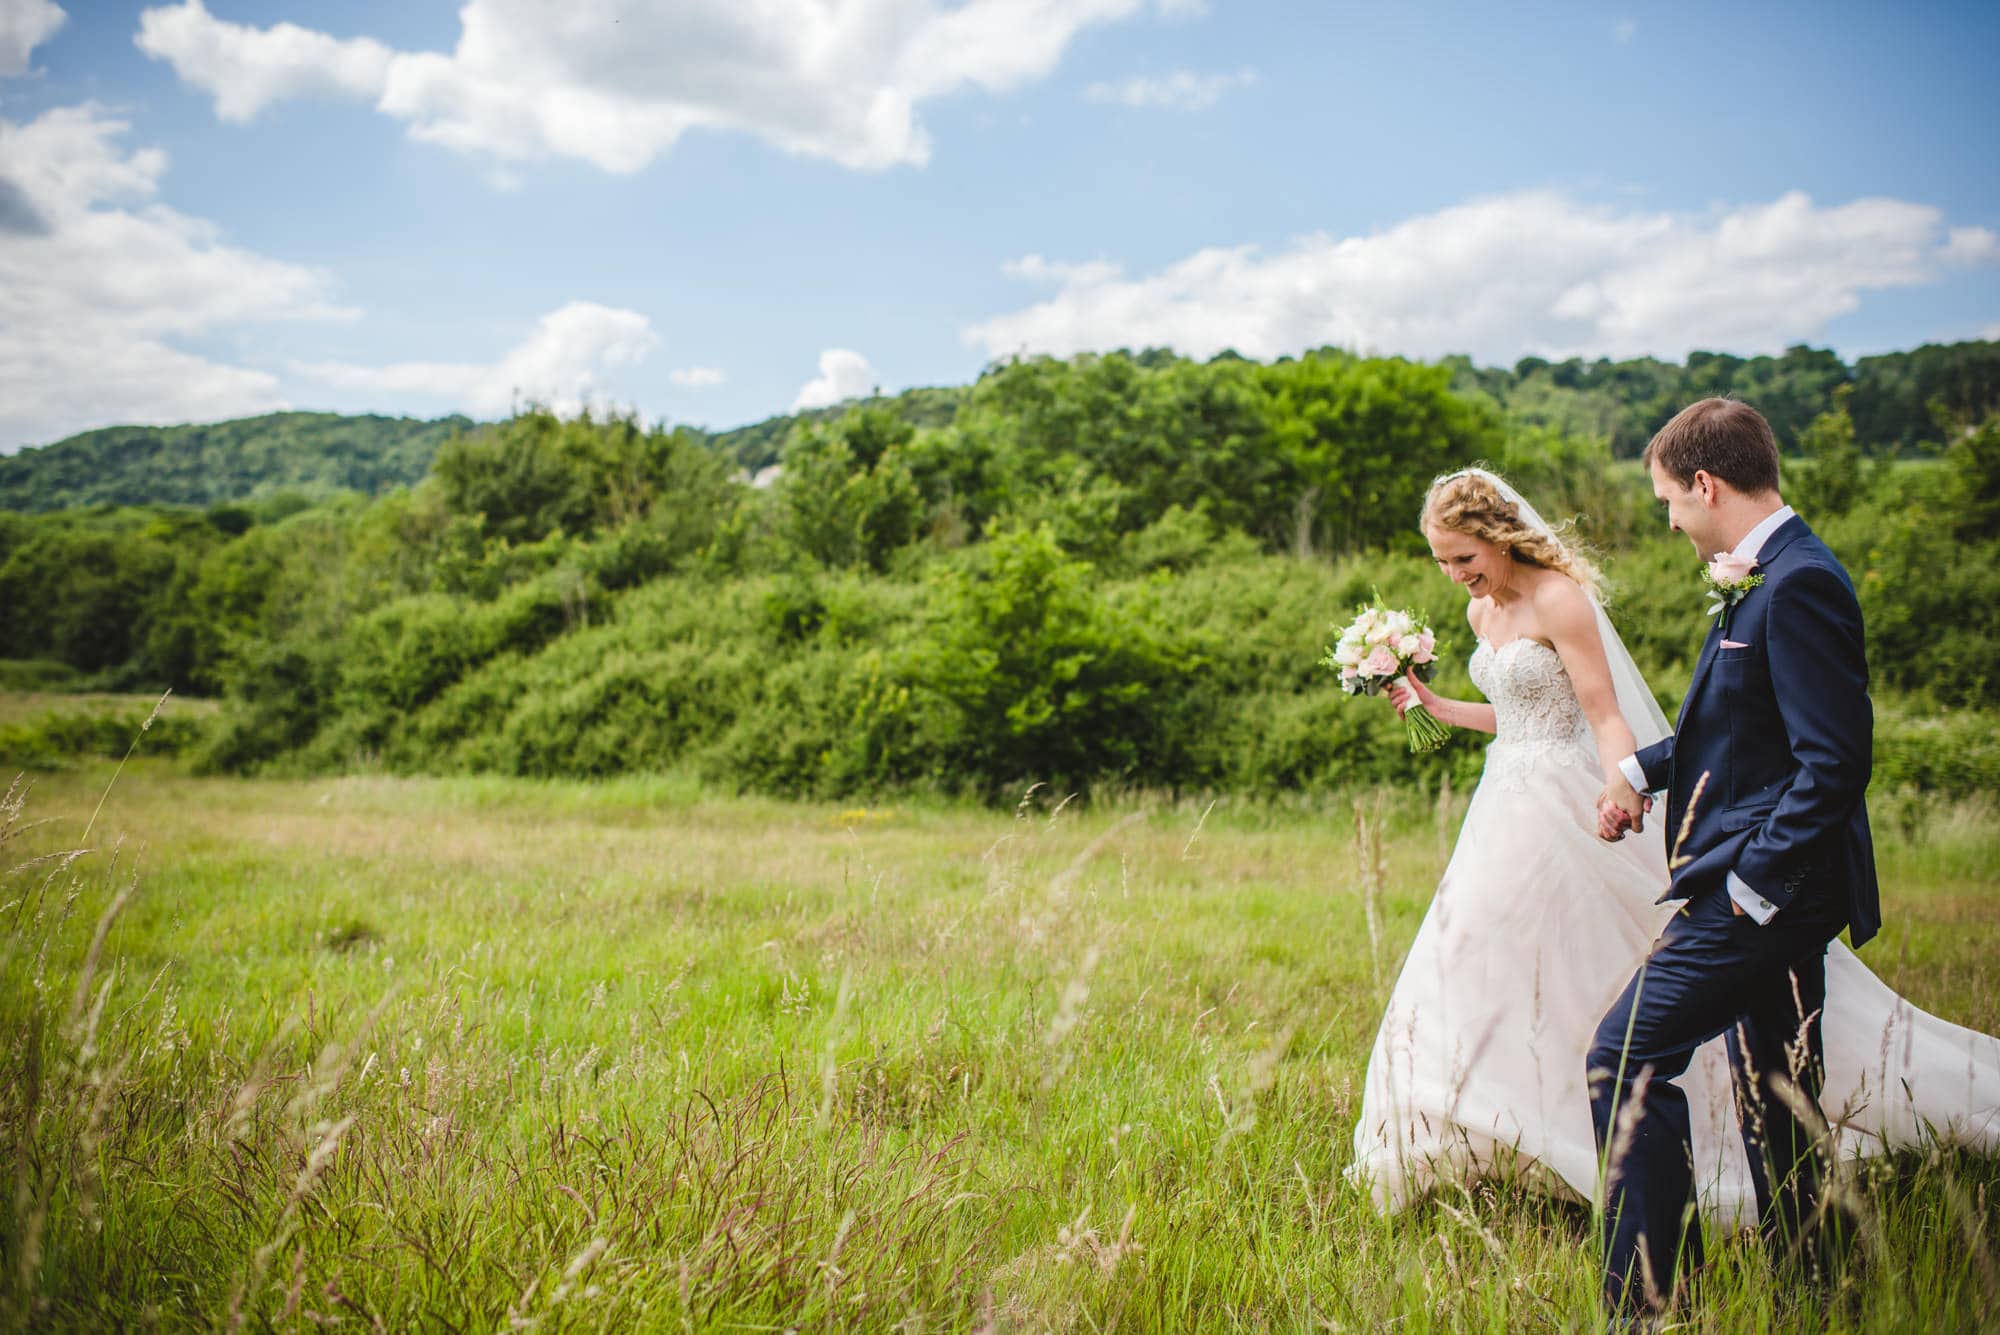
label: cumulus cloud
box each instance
[0,102,351,449]
[0,175,49,235]
[0,0,64,77]
[965,190,1994,366]
[138,0,1184,174]
[297,302,658,417]
[793,349,877,411]
[1083,67,1255,111]
[669,365,725,388]
[1943,226,2000,265]
[135,1,392,121]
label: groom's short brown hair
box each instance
[1643,398,1781,497]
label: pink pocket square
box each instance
[1720,639,1750,649]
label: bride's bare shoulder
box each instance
[1528,571,1601,652]
[1529,569,1594,619]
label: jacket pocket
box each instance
[1717,799,1778,832]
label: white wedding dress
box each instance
[1349,635,2000,1224]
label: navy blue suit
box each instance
[1588,514,1878,1315]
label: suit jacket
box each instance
[1632,514,1880,947]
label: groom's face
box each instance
[1649,459,1721,556]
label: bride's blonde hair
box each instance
[1421,469,1602,599]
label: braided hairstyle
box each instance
[1420,470,1602,599]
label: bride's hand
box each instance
[1387,675,1436,718]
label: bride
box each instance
[1347,467,2000,1223]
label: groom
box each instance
[1590,397,1878,1319]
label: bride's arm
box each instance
[1539,579,1641,795]
[1390,673,1496,734]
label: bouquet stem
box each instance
[1396,675,1451,754]
[1403,704,1450,754]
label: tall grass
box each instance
[2,760,1995,1329]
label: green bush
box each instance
[0,660,81,691]
[777,407,926,572]
[1821,465,2000,709]
[897,526,1201,796]
[0,705,210,770]
[1872,704,2000,797]
[339,571,601,715]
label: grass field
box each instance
[3,754,1997,1331]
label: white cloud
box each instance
[793,349,877,411]
[1084,67,1255,111]
[297,302,658,418]
[134,1,391,121]
[0,0,64,77]
[964,190,1986,366]
[1943,226,1999,265]
[669,365,725,388]
[138,0,1187,175]
[1613,17,1637,44]
[0,102,351,449]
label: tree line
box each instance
[5,341,1997,515]
[3,347,1997,800]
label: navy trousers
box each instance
[1587,886,1848,1315]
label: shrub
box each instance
[0,660,81,691]
[0,702,210,769]
[1872,703,2000,797]
[900,525,1200,796]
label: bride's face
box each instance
[1424,524,1511,598]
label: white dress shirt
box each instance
[1618,506,1796,923]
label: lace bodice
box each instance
[1468,638,1595,791]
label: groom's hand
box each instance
[1596,779,1650,841]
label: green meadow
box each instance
[4,744,1996,1331]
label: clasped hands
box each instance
[1595,775,1650,843]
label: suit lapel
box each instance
[1677,617,1723,729]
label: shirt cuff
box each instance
[1726,871,1779,925]
[1616,754,1651,794]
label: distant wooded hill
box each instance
[0,412,473,513]
[4,340,1995,513]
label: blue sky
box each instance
[1,0,1995,450]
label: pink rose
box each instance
[1413,630,1436,664]
[1708,552,1758,585]
[1363,645,1400,677]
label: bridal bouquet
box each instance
[1321,599,1451,753]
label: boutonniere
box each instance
[1703,552,1763,634]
